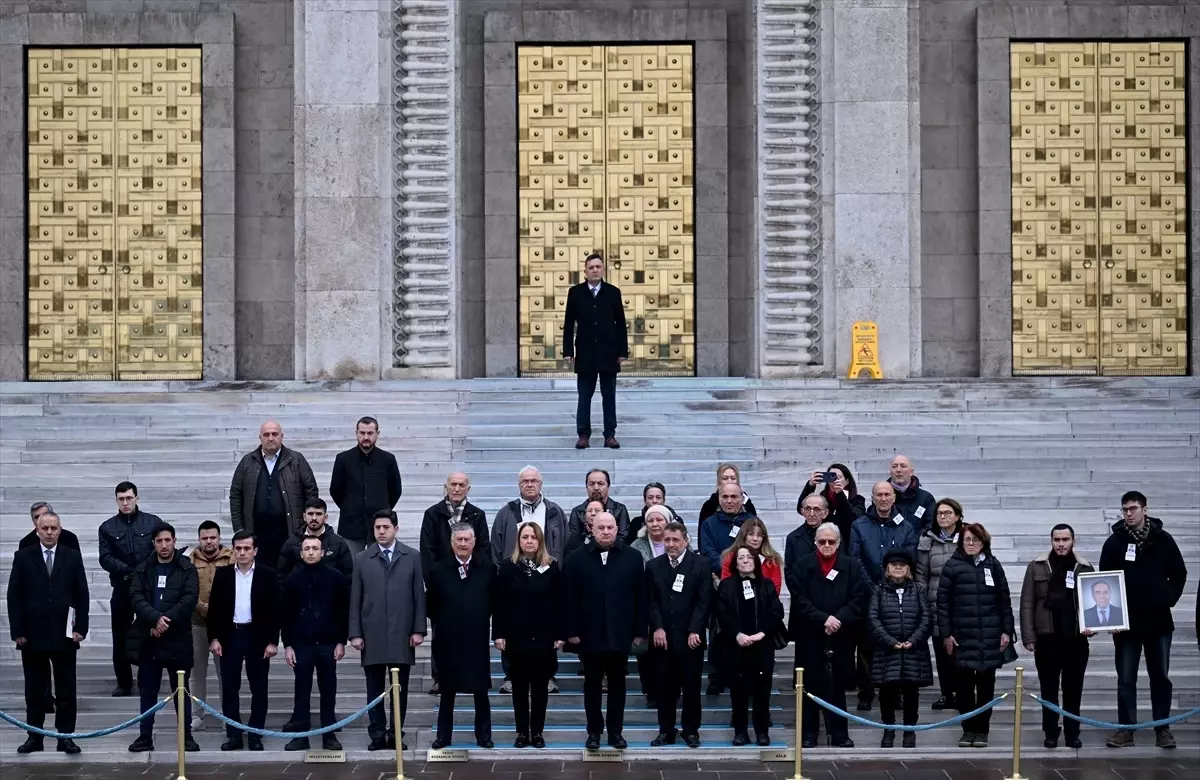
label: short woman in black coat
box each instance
[492,522,566,748]
[868,549,933,747]
[936,522,1017,747]
[715,545,784,746]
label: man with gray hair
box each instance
[785,494,832,563]
[20,502,80,552]
[427,523,495,749]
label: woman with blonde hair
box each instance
[493,522,565,748]
[720,517,783,594]
[696,463,758,538]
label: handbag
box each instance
[771,622,790,650]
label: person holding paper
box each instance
[6,511,89,755]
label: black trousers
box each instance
[576,371,617,438]
[365,663,410,741]
[509,648,555,736]
[291,643,337,729]
[1114,630,1172,727]
[436,690,491,743]
[136,660,192,739]
[730,652,772,735]
[21,649,77,737]
[219,628,270,739]
[653,646,703,736]
[932,635,956,699]
[799,653,850,742]
[110,590,135,690]
[879,682,920,726]
[1034,635,1088,740]
[581,651,628,736]
[955,668,997,735]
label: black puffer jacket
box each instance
[937,549,1016,672]
[868,578,933,686]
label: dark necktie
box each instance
[670,556,680,569]
[382,548,392,567]
[45,549,54,576]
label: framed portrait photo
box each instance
[1077,570,1130,633]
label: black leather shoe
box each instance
[477,738,495,749]
[248,736,263,751]
[650,732,676,747]
[831,736,855,748]
[756,732,771,747]
[220,737,244,751]
[285,737,310,751]
[902,732,916,748]
[184,737,200,752]
[608,734,627,749]
[857,698,873,711]
[128,736,154,752]
[514,734,530,748]
[56,739,80,755]
[322,734,342,751]
[931,695,952,710]
[585,733,601,751]
[881,730,895,748]
[684,734,701,748]
[430,738,450,750]
[1044,737,1058,748]
[801,736,817,749]
[732,732,749,746]
[368,737,389,751]
[1066,737,1082,749]
[16,736,43,753]
[531,734,546,749]
[112,686,133,697]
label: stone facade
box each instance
[0,0,1195,381]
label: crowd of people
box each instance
[5,418,1196,756]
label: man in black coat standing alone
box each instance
[7,511,89,755]
[562,252,629,450]
[331,416,404,555]
[565,512,646,750]
[281,536,349,751]
[645,521,710,748]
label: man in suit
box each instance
[562,252,629,450]
[19,502,80,551]
[419,471,489,694]
[229,420,320,572]
[208,531,281,751]
[1084,580,1124,629]
[645,521,711,748]
[350,509,427,751]
[6,511,89,755]
[330,415,403,555]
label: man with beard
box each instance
[277,499,355,582]
[331,416,403,555]
[188,520,232,731]
[1020,524,1094,749]
[567,469,631,556]
[565,512,646,750]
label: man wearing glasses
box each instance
[785,495,834,563]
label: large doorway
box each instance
[26,47,203,380]
[517,44,695,376]
[1011,41,1188,375]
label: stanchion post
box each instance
[391,667,406,780]
[175,670,188,780]
[788,667,808,780]
[1005,666,1025,780]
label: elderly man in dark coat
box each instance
[349,510,427,752]
[562,252,629,449]
[565,512,646,751]
[428,523,496,749]
[787,521,864,749]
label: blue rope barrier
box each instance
[1030,695,1200,731]
[806,692,1010,732]
[191,688,390,739]
[0,697,173,740]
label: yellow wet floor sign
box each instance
[847,321,883,379]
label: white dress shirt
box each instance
[262,449,279,475]
[233,564,255,624]
[588,281,602,297]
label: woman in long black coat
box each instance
[426,528,496,749]
[493,522,566,748]
[937,522,1017,749]
[715,545,784,747]
[868,549,933,748]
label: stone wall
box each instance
[0,0,293,381]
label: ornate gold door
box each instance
[27,47,203,380]
[1011,42,1188,376]
[517,44,695,376]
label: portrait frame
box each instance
[1077,570,1130,633]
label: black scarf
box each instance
[1046,552,1078,637]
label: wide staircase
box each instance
[0,377,1197,763]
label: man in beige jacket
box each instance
[189,520,232,731]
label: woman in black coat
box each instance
[715,545,784,747]
[492,522,566,749]
[868,549,933,748]
[796,462,865,543]
[937,522,1017,748]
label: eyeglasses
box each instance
[935,510,956,517]
[801,507,827,514]
[816,539,838,547]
